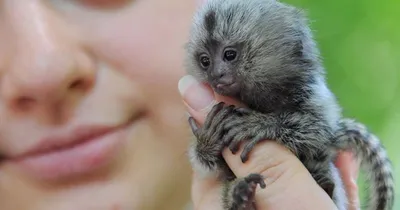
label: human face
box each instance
[0,1,197,209]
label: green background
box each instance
[282,0,399,208]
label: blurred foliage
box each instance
[282,0,400,208]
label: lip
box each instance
[216,83,233,89]
[5,113,143,181]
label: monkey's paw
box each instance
[231,173,266,210]
[188,102,238,169]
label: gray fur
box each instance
[184,0,394,210]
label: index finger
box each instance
[335,151,360,210]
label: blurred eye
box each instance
[199,54,211,69]
[223,48,237,62]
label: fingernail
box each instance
[178,75,216,112]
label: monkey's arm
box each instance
[198,103,332,162]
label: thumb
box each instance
[178,75,218,122]
[178,75,243,122]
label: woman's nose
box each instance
[0,2,95,116]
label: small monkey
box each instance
[184,0,395,210]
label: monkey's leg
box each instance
[222,173,266,210]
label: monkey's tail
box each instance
[334,118,395,210]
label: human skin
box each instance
[0,1,360,210]
[0,1,197,210]
[179,75,361,210]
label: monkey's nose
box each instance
[216,73,234,86]
[215,74,235,90]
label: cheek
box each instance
[70,0,197,142]
[80,1,197,87]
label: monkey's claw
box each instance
[244,173,266,188]
[234,107,252,116]
[188,117,199,134]
[232,173,266,209]
[240,131,268,162]
[219,109,272,163]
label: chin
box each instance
[213,87,229,96]
[213,84,241,98]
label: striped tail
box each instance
[334,118,394,210]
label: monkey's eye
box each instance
[199,54,211,69]
[223,48,237,62]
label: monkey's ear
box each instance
[292,40,313,67]
[292,40,304,58]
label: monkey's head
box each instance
[185,0,323,106]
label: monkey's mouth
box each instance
[213,82,241,96]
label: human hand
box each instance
[178,75,360,210]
